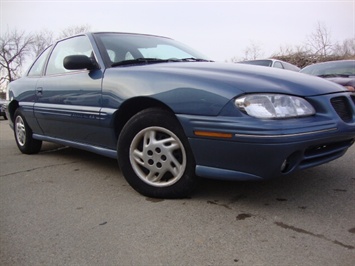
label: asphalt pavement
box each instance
[0,117,354,265]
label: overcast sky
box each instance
[1,0,354,61]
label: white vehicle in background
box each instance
[239,59,300,72]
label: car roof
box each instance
[301,59,355,71]
[304,59,355,67]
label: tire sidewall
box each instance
[118,108,197,198]
[14,109,42,154]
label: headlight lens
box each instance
[235,94,315,119]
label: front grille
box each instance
[299,139,354,169]
[330,96,352,122]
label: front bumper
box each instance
[177,93,355,181]
[189,135,354,180]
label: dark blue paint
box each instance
[7,32,355,181]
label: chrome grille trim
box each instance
[235,128,337,138]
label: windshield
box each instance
[300,60,355,77]
[94,33,210,67]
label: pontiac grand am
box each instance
[6,32,355,198]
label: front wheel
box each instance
[14,109,42,154]
[118,108,197,198]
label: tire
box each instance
[118,108,198,198]
[14,109,42,154]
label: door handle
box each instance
[36,87,43,96]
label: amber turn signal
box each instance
[194,131,233,138]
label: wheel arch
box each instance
[114,96,178,141]
[7,100,19,124]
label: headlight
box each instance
[235,94,315,119]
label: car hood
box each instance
[104,62,349,116]
[137,62,347,97]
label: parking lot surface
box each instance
[0,118,354,265]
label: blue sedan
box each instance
[6,32,355,198]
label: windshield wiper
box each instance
[111,57,213,67]
[317,74,351,78]
[180,58,213,62]
[111,58,176,67]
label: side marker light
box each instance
[194,131,233,139]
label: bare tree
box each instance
[229,41,265,63]
[272,44,314,68]
[241,41,264,61]
[0,24,93,87]
[231,20,353,67]
[31,24,92,59]
[306,22,333,60]
[0,29,33,85]
[333,38,355,58]
[31,29,54,58]
[57,24,92,39]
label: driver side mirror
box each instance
[63,55,99,71]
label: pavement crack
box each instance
[275,221,354,250]
[0,161,78,177]
[207,200,232,210]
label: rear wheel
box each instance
[118,108,197,198]
[14,109,42,154]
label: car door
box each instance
[9,47,52,135]
[34,35,104,146]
